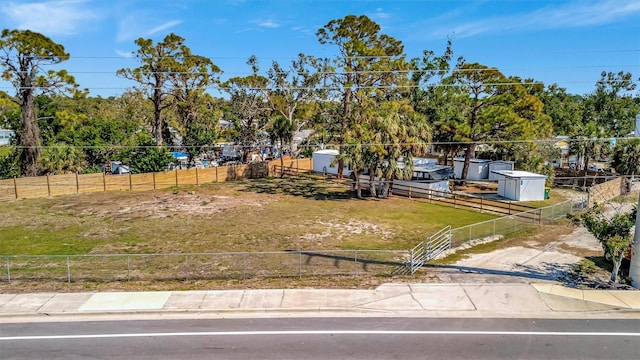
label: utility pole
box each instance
[630,191,640,289]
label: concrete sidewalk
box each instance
[1,283,639,322]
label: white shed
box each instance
[312,149,352,176]
[453,158,491,180]
[492,170,547,201]
[488,160,515,180]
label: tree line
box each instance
[1,15,639,198]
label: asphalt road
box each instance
[1,318,638,359]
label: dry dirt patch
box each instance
[65,187,277,220]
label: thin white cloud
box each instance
[252,19,281,29]
[114,49,133,58]
[145,20,183,36]
[429,0,640,39]
[370,7,391,21]
[117,16,182,43]
[0,0,101,36]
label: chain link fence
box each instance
[2,250,410,283]
[449,197,588,247]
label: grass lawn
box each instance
[0,177,498,256]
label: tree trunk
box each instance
[153,82,164,147]
[19,88,40,177]
[369,169,376,198]
[460,143,476,182]
[610,257,622,283]
[279,142,285,177]
[354,170,362,199]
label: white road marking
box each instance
[2,330,640,341]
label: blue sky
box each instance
[1,0,638,98]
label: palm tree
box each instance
[612,138,640,182]
[267,116,292,177]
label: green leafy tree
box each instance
[370,99,431,197]
[316,15,408,178]
[168,45,222,163]
[40,142,85,174]
[221,56,270,163]
[267,115,293,177]
[117,33,186,146]
[611,138,640,181]
[442,63,506,180]
[409,40,456,165]
[267,53,322,157]
[536,84,584,136]
[578,204,636,283]
[569,121,611,173]
[583,71,639,137]
[0,29,78,176]
[120,133,174,173]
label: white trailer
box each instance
[312,149,352,176]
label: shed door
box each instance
[506,178,517,200]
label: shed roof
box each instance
[491,170,547,179]
[453,158,491,163]
[313,149,339,155]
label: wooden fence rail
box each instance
[0,158,313,201]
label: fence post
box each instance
[409,249,414,275]
[46,174,51,197]
[129,173,132,191]
[354,250,358,277]
[243,253,247,280]
[493,219,496,237]
[6,256,10,283]
[13,177,18,199]
[469,226,472,242]
[408,186,412,199]
[76,172,80,194]
[184,255,189,281]
[480,197,484,213]
[538,209,542,224]
[67,256,71,283]
[152,172,156,190]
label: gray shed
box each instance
[488,161,515,180]
[453,158,491,180]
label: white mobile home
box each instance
[493,170,547,201]
[453,158,491,180]
[312,149,352,176]
[488,161,515,180]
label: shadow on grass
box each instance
[286,250,406,272]
[240,177,354,200]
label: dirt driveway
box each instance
[426,200,635,287]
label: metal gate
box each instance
[409,225,452,275]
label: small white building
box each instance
[453,158,491,180]
[488,160,515,180]
[312,149,352,176]
[0,129,14,146]
[492,170,547,201]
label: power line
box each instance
[5,136,637,150]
